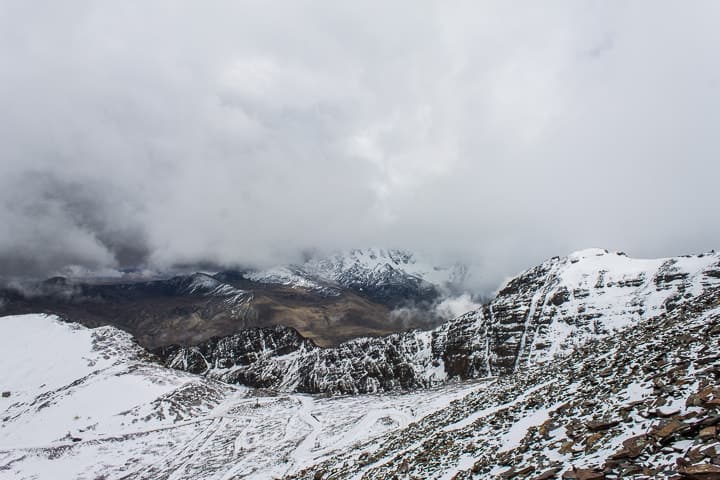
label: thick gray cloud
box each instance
[1,1,719,290]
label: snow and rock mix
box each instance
[161,250,720,395]
[288,286,720,480]
[2,249,720,479]
[0,315,484,479]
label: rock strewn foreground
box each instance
[287,279,720,479]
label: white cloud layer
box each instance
[435,294,483,320]
[1,1,719,291]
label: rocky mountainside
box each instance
[0,249,466,349]
[288,275,720,480]
[2,251,719,479]
[161,249,720,395]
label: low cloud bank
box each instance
[1,2,719,293]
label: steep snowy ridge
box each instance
[486,248,720,372]
[161,250,720,394]
[287,276,720,480]
[244,266,337,295]
[302,248,465,290]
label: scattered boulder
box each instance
[609,434,651,459]
[653,419,686,440]
[678,463,720,479]
[586,419,620,432]
[533,468,561,480]
[562,467,605,479]
[699,426,717,441]
[687,387,720,409]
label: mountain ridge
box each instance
[159,248,720,394]
[2,248,720,479]
[0,248,467,349]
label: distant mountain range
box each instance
[0,248,470,348]
[161,248,720,394]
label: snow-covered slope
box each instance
[3,257,720,479]
[162,249,720,394]
[2,249,720,479]
[287,277,720,480]
[0,314,484,480]
[0,314,238,479]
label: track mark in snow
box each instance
[165,417,224,480]
[291,395,322,468]
[231,416,254,458]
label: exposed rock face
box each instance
[160,325,314,382]
[160,249,720,394]
[161,327,444,394]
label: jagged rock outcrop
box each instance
[160,327,444,394]
[160,249,720,394]
[161,326,314,388]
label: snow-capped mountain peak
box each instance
[244,248,468,305]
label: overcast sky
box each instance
[1,1,719,290]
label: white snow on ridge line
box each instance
[521,249,720,364]
[184,273,251,301]
[244,266,328,291]
[246,248,467,291]
[185,272,223,293]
